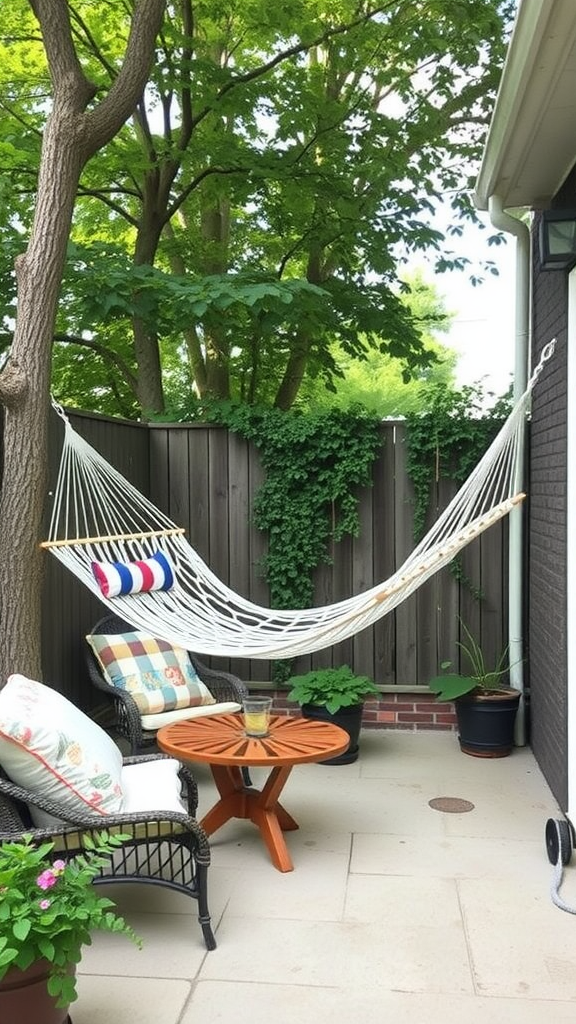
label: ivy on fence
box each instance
[180,400,382,611]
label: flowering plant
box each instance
[0,832,141,1007]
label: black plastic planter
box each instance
[301,702,363,764]
[455,688,521,758]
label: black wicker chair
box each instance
[86,613,252,787]
[86,613,249,753]
[0,753,216,950]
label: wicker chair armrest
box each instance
[0,773,87,827]
[0,774,209,859]
[1,808,211,862]
[122,752,175,766]
[0,756,199,835]
[85,653,116,695]
[65,807,211,861]
[190,657,248,703]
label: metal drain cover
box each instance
[428,796,475,813]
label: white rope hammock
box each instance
[43,341,555,659]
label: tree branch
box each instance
[81,0,167,157]
[54,332,139,393]
[29,0,97,107]
[189,5,394,132]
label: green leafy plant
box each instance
[0,832,141,1008]
[287,666,379,714]
[405,382,512,539]
[429,620,513,702]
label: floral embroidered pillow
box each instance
[86,631,216,715]
[0,674,124,824]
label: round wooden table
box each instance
[156,713,349,872]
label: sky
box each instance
[415,210,517,397]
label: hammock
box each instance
[42,342,555,659]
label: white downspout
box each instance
[487,195,530,744]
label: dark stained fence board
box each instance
[227,430,253,680]
[460,536,482,654]
[165,428,191,529]
[245,441,272,683]
[480,512,506,672]
[185,426,211,560]
[352,482,377,680]
[207,428,231,673]
[393,424,418,684]
[436,478,460,669]
[148,428,170,515]
[373,425,397,684]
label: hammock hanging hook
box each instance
[528,338,556,389]
[50,396,70,424]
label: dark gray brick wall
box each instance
[529,211,568,810]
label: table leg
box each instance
[200,764,299,872]
[199,765,246,834]
[249,765,298,872]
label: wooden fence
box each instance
[31,408,510,712]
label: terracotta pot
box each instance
[0,959,73,1024]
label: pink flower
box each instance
[36,869,58,890]
[38,898,51,910]
[52,860,66,874]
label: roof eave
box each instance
[475,0,576,211]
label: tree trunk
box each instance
[164,222,207,395]
[274,328,313,410]
[131,174,169,417]
[274,250,321,410]
[0,104,85,682]
[0,0,166,685]
[132,317,166,416]
[199,197,232,398]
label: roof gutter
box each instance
[487,195,530,745]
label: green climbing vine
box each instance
[404,382,512,540]
[174,399,382,611]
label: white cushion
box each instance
[120,758,186,815]
[0,674,124,825]
[140,700,241,731]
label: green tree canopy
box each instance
[0,0,514,417]
[296,270,458,415]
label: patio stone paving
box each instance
[74,730,576,1023]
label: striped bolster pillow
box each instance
[91,550,175,598]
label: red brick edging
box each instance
[258,691,458,732]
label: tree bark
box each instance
[274,327,313,411]
[133,201,167,416]
[201,197,231,398]
[274,249,322,410]
[0,0,166,685]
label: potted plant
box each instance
[429,622,521,758]
[0,831,141,1023]
[287,666,379,764]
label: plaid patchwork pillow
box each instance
[86,631,216,715]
